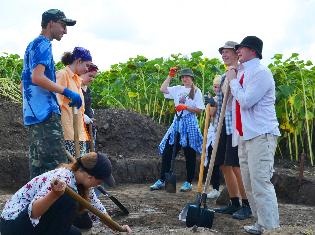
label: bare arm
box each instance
[209,106,217,117]
[31,180,66,218]
[221,76,229,95]
[187,106,202,115]
[32,64,65,94]
[160,77,172,94]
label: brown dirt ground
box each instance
[0,98,314,234]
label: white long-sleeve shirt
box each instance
[230,58,280,146]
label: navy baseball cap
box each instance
[78,152,115,187]
[42,9,76,26]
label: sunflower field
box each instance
[0,51,314,165]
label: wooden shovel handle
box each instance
[64,186,127,232]
[66,150,76,163]
[88,123,94,151]
[197,104,211,193]
[72,107,80,159]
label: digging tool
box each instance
[179,103,211,221]
[165,111,183,193]
[88,123,94,151]
[185,85,230,228]
[96,186,129,215]
[66,150,76,163]
[65,150,129,215]
[72,107,80,159]
[64,185,128,232]
[68,114,130,216]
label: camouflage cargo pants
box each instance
[28,113,69,178]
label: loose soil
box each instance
[0,98,314,234]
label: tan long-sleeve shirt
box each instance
[56,66,89,141]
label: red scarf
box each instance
[236,73,244,136]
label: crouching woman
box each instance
[0,152,131,235]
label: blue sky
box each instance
[0,0,314,70]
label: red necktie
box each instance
[236,73,244,136]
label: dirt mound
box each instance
[95,108,166,158]
[0,100,27,152]
[0,99,167,159]
[0,98,171,188]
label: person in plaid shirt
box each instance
[213,41,251,220]
[150,68,205,192]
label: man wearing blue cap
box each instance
[21,9,82,178]
[226,36,281,234]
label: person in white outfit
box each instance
[203,75,222,199]
[212,41,251,221]
[226,36,281,235]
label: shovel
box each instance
[185,85,230,228]
[72,107,81,159]
[65,150,129,215]
[88,123,95,151]
[64,185,128,232]
[96,186,129,215]
[165,111,183,193]
[179,103,211,222]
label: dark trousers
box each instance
[160,135,196,183]
[203,145,221,190]
[1,194,81,235]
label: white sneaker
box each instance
[207,189,220,198]
[244,223,262,235]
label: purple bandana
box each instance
[72,47,92,61]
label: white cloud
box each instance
[0,0,314,70]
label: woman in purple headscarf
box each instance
[56,47,93,158]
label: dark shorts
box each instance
[214,121,227,166]
[224,134,239,167]
[213,120,239,167]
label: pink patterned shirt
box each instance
[1,168,106,227]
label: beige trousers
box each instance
[238,134,279,229]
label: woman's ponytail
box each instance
[189,82,196,100]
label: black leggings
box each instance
[160,135,196,183]
[203,145,221,190]
[1,194,81,235]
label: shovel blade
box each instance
[186,204,214,228]
[179,193,202,222]
[165,172,176,193]
[179,203,193,222]
[109,196,129,215]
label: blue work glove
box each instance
[62,88,82,109]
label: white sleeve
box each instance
[164,85,180,99]
[230,70,272,109]
[194,89,205,110]
[89,189,107,223]
[28,170,73,227]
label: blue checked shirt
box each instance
[159,112,203,155]
[213,75,233,135]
